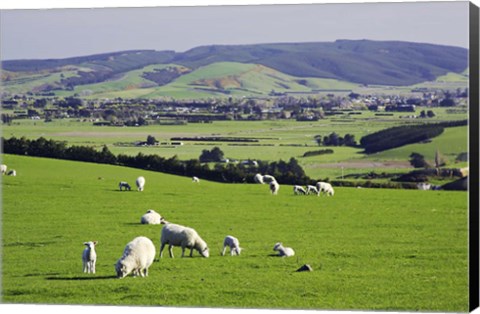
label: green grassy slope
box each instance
[1,154,469,311]
[54,62,359,99]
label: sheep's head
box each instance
[273,242,282,251]
[233,247,242,256]
[200,247,210,258]
[115,261,129,279]
[84,241,97,249]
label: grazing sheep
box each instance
[221,235,242,256]
[192,176,200,183]
[316,181,334,196]
[262,175,276,184]
[7,170,16,177]
[136,176,146,191]
[0,164,7,175]
[273,242,295,257]
[254,173,264,184]
[115,236,156,278]
[119,181,131,191]
[293,185,306,195]
[82,241,97,274]
[269,180,280,195]
[159,220,209,258]
[141,209,162,225]
[306,185,319,195]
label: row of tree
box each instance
[314,132,357,147]
[1,137,312,185]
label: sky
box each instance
[0,0,473,61]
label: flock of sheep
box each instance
[82,172,322,279]
[254,173,334,197]
[82,211,248,278]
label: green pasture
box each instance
[2,110,468,181]
[0,154,469,311]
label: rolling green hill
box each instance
[64,62,359,99]
[1,40,468,98]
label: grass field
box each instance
[1,154,469,311]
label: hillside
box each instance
[1,40,468,97]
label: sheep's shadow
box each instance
[46,275,117,281]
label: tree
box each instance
[199,147,225,163]
[344,134,357,147]
[146,135,157,146]
[434,149,446,168]
[409,152,430,168]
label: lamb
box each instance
[316,181,334,196]
[119,181,131,191]
[82,241,97,274]
[0,164,7,175]
[192,176,200,183]
[136,176,146,191]
[269,180,280,195]
[254,173,264,184]
[141,209,162,225]
[273,242,295,257]
[306,185,319,195]
[159,220,209,258]
[115,236,156,278]
[293,185,306,195]
[7,169,16,177]
[221,235,242,256]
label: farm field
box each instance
[1,108,468,182]
[1,154,469,311]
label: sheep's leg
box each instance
[221,246,226,256]
[181,246,186,257]
[168,245,174,258]
[83,262,87,273]
[92,261,96,274]
[144,268,148,277]
[190,248,194,257]
[159,243,165,258]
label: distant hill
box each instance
[1,40,468,97]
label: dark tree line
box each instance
[1,137,312,185]
[359,120,467,154]
[314,132,357,147]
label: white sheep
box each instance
[119,181,131,191]
[221,235,242,256]
[115,236,156,278]
[293,185,306,195]
[159,220,209,258]
[82,241,97,274]
[316,181,334,196]
[0,164,7,175]
[254,173,264,184]
[136,176,146,191]
[273,242,295,257]
[192,176,200,183]
[141,209,162,225]
[7,169,16,177]
[262,175,276,184]
[269,180,280,195]
[306,185,319,195]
